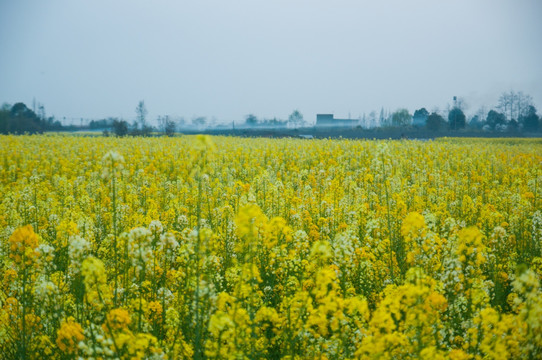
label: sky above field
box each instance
[1,0,541,125]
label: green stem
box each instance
[112,162,118,307]
[194,175,203,360]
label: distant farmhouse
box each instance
[316,114,359,127]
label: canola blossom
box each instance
[0,134,541,359]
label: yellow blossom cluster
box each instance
[0,134,541,359]
[56,317,84,355]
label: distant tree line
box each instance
[0,100,177,137]
[0,102,63,134]
[378,91,540,133]
[242,110,304,128]
[88,118,114,129]
[2,92,540,136]
[107,100,175,137]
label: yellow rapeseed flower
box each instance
[9,225,39,266]
[56,317,84,354]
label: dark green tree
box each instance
[113,119,129,136]
[486,110,506,130]
[245,114,258,126]
[164,117,176,136]
[0,104,10,134]
[8,103,42,134]
[521,105,539,132]
[412,108,429,127]
[448,107,466,130]
[468,115,484,129]
[426,112,446,131]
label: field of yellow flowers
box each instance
[0,134,541,359]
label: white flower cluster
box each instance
[157,287,175,305]
[332,230,356,268]
[149,220,164,236]
[177,214,188,229]
[68,235,91,269]
[36,243,56,273]
[34,276,58,302]
[126,227,153,272]
[101,150,125,179]
[78,323,115,358]
[159,232,179,255]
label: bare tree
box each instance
[455,97,467,111]
[391,108,411,127]
[192,116,207,129]
[368,111,377,128]
[288,110,304,128]
[164,116,176,136]
[135,100,148,129]
[497,91,533,122]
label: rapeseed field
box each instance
[0,134,541,359]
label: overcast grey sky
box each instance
[1,0,541,124]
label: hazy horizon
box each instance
[1,0,541,125]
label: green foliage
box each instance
[486,110,506,130]
[412,108,429,127]
[164,118,176,136]
[113,119,129,137]
[426,112,446,131]
[0,102,54,134]
[245,114,258,125]
[448,107,466,130]
[391,109,411,127]
[520,105,539,132]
